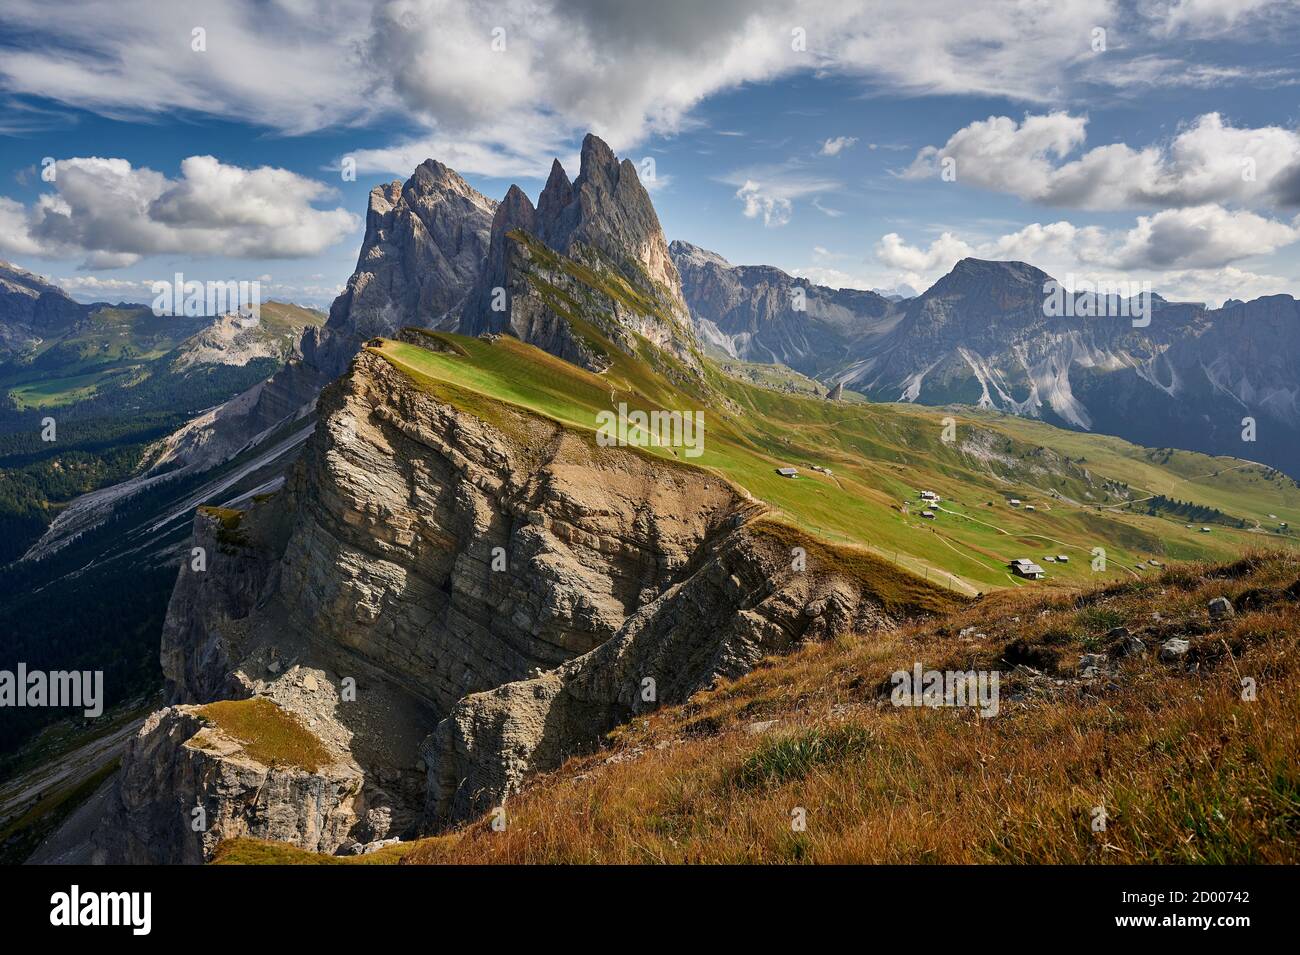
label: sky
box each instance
[0,0,1299,310]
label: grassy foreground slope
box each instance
[371,328,1300,595]
[216,550,1300,864]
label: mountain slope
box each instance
[43,307,1300,862]
[218,549,1300,864]
[672,240,897,371]
[26,136,1300,865]
[0,261,84,361]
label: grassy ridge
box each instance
[373,329,1300,595]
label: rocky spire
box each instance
[535,133,686,313]
[535,159,574,238]
[316,160,497,375]
[459,185,537,335]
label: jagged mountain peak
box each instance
[459,132,693,367]
[536,158,574,227]
[408,157,491,203]
[535,133,682,307]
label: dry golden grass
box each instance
[395,551,1300,864]
[207,552,1300,864]
[193,697,332,773]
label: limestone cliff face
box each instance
[83,338,919,861]
[147,160,497,475]
[536,135,688,319]
[95,342,811,860]
[425,526,894,825]
[316,161,498,378]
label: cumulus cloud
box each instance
[880,207,1299,274]
[905,112,1300,211]
[1,157,358,268]
[875,206,1300,304]
[9,0,1292,178]
[820,136,858,156]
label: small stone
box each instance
[1159,637,1190,662]
[1208,597,1235,620]
[746,720,780,735]
[1078,653,1107,674]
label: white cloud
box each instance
[0,0,379,136]
[9,1,1294,179]
[0,197,44,258]
[874,206,1300,305]
[3,156,359,268]
[735,181,793,227]
[820,136,858,156]
[722,162,839,227]
[905,112,1300,211]
[52,274,152,301]
[1150,0,1288,36]
[811,197,843,217]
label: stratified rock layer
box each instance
[86,338,914,861]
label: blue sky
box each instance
[1,0,1299,309]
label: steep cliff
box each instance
[77,330,950,861]
[148,160,497,476]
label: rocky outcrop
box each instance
[161,511,268,704]
[315,160,497,378]
[77,333,927,861]
[536,135,687,319]
[91,705,363,865]
[424,522,895,825]
[146,160,497,476]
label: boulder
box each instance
[1208,597,1235,620]
[1159,638,1191,662]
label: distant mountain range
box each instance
[673,243,1300,478]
